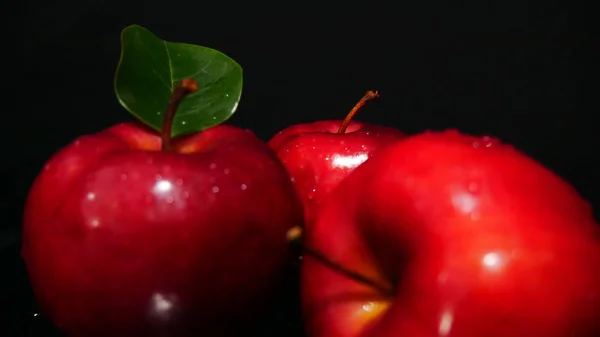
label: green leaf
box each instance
[114,24,243,137]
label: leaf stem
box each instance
[161,79,199,152]
[286,226,395,297]
[337,90,380,134]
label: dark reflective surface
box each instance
[1,238,306,337]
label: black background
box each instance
[2,0,588,335]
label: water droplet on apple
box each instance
[90,218,100,227]
[209,163,217,170]
[181,120,186,125]
[157,111,162,115]
[223,168,230,175]
[182,191,190,198]
[86,192,96,201]
[147,158,154,164]
[166,197,174,203]
[74,140,80,146]
[240,184,247,190]
[311,146,316,150]
[472,141,480,149]
[120,174,128,181]
[362,302,375,312]
[290,177,296,182]
[361,145,367,150]
[325,156,330,161]
[212,186,220,193]
[176,179,183,186]
[155,174,163,181]
[44,164,50,171]
[212,116,217,120]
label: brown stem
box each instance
[286,226,395,297]
[161,78,199,152]
[337,90,380,134]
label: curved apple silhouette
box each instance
[298,129,600,337]
[21,80,304,337]
[269,91,404,226]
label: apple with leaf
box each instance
[21,25,303,337]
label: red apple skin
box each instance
[21,122,304,337]
[302,129,600,337]
[268,120,404,226]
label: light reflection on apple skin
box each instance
[268,120,405,227]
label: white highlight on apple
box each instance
[438,307,454,336]
[154,180,173,194]
[482,252,504,271]
[451,191,478,215]
[331,153,369,169]
[150,292,177,321]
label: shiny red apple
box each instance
[268,91,405,226]
[299,129,600,337]
[21,80,304,337]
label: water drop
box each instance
[86,192,96,201]
[155,174,163,181]
[176,179,183,186]
[311,146,316,150]
[166,197,174,203]
[472,141,480,149]
[147,158,154,164]
[325,156,330,161]
[223,168,230,175]
[212,116,217,120]
[157,111,162,115]
[120,174,128,181]
[240,184,247,190]
[182,191,190,198]
[362,302,375,312]
[209,163,216,170]
[181,121,186,125]
[212,186,220,193]
[290,177,295,183]
[74,140,80,146]
[44,164,50,171]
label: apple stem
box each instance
[337,90,380,134]
[161,78,200,152]
[286,226,395,297]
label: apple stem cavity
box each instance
[337,90,380,134]
[286,226,395,297]
[161,78,200,152]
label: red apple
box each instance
[21,80,304,337]
[268,91,405,226]
[298,129,600,337]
